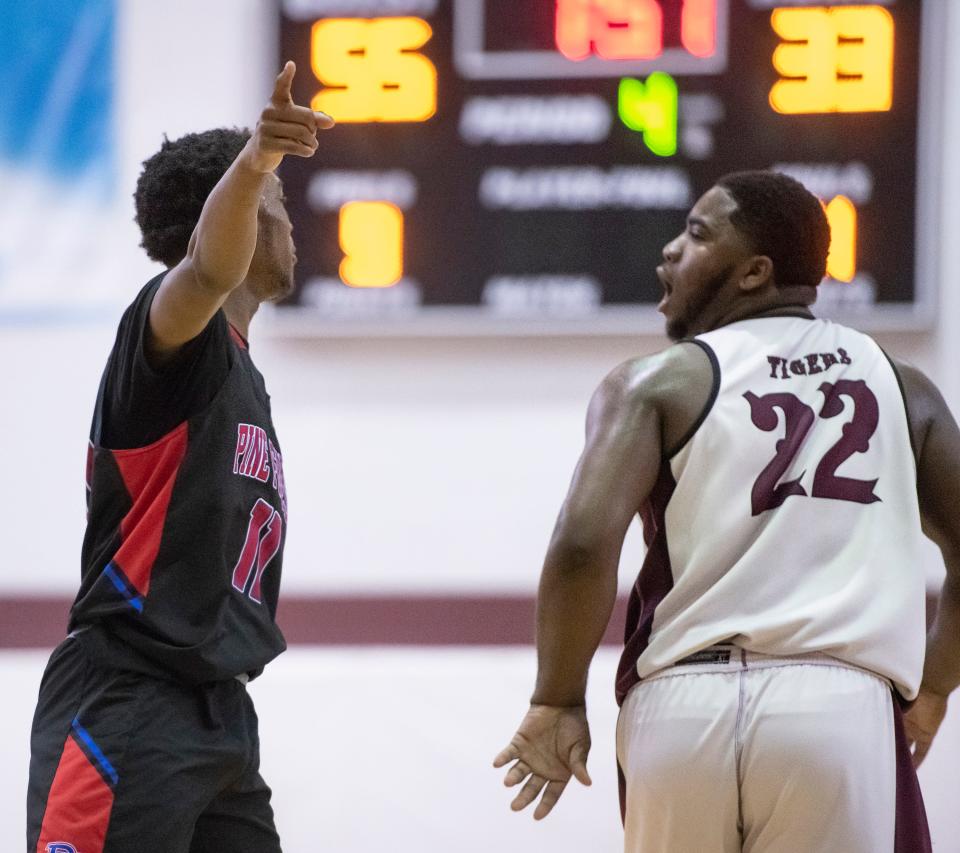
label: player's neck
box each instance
[222,283,262,340]
[735,303,815,323]
[707,286,816,332]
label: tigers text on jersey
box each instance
[616,315,925,702]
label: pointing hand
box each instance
[242,61,334,174]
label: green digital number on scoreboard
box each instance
[276,0,941,332]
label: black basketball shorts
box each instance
[26,634,282,853]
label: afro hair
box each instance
[134,127,251,267]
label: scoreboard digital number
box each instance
[276,0,940,333]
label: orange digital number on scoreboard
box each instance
[555,0,717,62]
[339,202,404,288]
[824,196,857,282]
[770,5,894,114]
[311,17,437,123]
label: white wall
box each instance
[2,1,959,850]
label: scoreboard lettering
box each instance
[277,0,939,331]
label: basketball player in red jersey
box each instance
[495,171,958,852]
[27,64,333,852]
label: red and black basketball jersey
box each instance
[69,274,289,684]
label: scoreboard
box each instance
[276,0,942,333]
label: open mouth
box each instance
[656,264,672,295]
[656,265,672,312]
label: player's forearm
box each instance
[186,149,270,295]
[920,570,960,697]
[530,539,619,707]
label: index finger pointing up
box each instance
[271,61,296,106]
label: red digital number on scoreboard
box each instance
[556,0,717,62]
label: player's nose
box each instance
[662,236,681,263]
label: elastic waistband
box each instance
[643,645,886,684]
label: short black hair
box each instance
[716,170,830,290]
[134,128,251,267]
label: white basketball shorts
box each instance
[616,647,919,853]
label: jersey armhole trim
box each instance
[879,347,920,467]
[228,324,249,350]
[665,338,721,460]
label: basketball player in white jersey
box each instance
[494,171,958,852]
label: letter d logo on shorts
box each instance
[46,844,77,853]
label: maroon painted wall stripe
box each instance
[0,595,628,650]
[0,593,938,650]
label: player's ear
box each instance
[740,255,774,292]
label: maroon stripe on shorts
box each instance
[617,761,627,824]
[613,460,678,826]
[891,694,933,852]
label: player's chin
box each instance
[664,312,688,342]
[267,271,296,303]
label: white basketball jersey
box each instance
[630,316,925,699]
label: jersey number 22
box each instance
[744,379,880,516]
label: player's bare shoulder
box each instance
[889,358,946,451]
[591,342,716,455]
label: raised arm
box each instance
[896,362,960,765]
[148,61,333,358]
